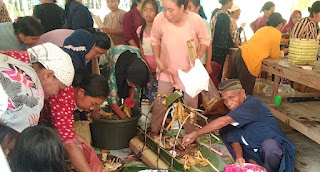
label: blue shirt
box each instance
[65,1,93,30]
[226,96,295,172]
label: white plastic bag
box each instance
[178,59,209,98]
[137,99,151,130]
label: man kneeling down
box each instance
[183,79,295,172]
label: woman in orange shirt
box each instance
[231,13,288,95]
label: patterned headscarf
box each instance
[210,9,233,41]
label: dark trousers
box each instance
[230,49,256,95]
[219,126,283,172]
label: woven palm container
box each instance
[288,38,319,65]
[74,121,92,144]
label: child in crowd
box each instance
[103,0,126,45]
[137,0,158,101]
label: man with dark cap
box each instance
[183,79,295,172]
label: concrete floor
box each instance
[253,79,320,171]
[278,120,320,172]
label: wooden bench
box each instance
[255,80,320,171]
[255,79,320,145]
[261,58,320,97]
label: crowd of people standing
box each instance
[1,0,319,171]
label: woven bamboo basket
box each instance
[288,23,319,65]
[74,121,92,144]
[288,38,318,65]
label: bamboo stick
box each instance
[197,141,222,156]
[194,123,220,141]
[187,39,197,67]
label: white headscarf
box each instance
[27,43,75,86]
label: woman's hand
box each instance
[166,66,178,76]
[240,23,246,28]
[129,89,135,100]
[281,48,289,55]
[76,135,90,146]
[90,105,101,120]
[118,111,128,119]
[101,28,110,33]
[155,57,168,72]
[205,63,213,75]
[109,103,128,120]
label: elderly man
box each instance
[183,79,295,172]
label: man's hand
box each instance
[182,131,198,146]
[236,157,245,167]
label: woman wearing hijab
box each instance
[62,29,110,68]
[210,0,234,81]
[102,45,149,119]
[281,10,302,34]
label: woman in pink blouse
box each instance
[150,0,210,136]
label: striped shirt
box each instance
[291,17,319,39]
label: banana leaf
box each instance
[165,92,181,108]
[138,134,228,172]
[187,145,227,172]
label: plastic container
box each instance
[274,96,282,106]
[224,163,267,172]
[90,108,141,150]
